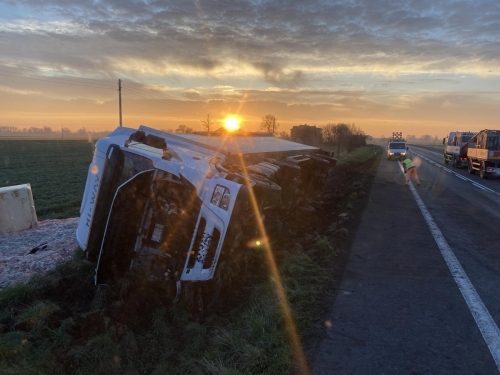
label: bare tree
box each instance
[201,113,213,132]
[321,123,337,147]
[346,123,366,153]
[419,134,432,142]
[76,127,88,136]
[175,124,194,134]
[260,114,279,134]
[278,131,290,140]
[333,123,350,156]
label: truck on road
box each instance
[466,129,500,179]
[443,131,475,168]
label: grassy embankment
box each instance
[333,145,383,165]
[0,143,382,375]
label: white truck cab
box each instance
[77,125,336,295]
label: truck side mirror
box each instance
[406,146,409,150]
[442,138,446,145]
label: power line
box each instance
[0,66,226,118]
[0,60,117,87]
[122,85,212,116]
[0,60,236,125]
[122,84,229,119]
[0,71,115,90]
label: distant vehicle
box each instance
[443,131,475,168]
[466,129,500,179]
[386,141,407,160]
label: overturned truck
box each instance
[76,126,336,299]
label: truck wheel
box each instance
[480,162,489,179]
[451,156,457,168]
[444,157,449,165]
[468,160,476,174]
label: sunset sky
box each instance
[0,0,499,137]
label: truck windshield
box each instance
[389,143,405,149]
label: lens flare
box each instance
[224,117,240,131]
[236,153,309,374]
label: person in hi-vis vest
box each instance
[402,158,420,186]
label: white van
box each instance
[386,141,407,160]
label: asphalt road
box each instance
[311,146,500,375]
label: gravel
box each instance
[0,217,81,289]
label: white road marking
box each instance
[473,183,488,191]
[409,148,500,196]
[399,162,500,371]
[409,146,442,157]
[473,183,495,193]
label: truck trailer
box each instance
[466,129,500,179]
[76,126,336,300]
[443,131,475,168]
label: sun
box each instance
[224,116,240,131]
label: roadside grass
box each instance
[0,143,382,374]
[0,239,343,374]
[332,145,383,166]
[0,140,94,220]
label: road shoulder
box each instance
[310,156,497,375]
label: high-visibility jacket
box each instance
[403,159,414,171]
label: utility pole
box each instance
[61,125,63,139]
[118,79,122,127]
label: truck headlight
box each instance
[389,152,394,155]
[211,185,230,211]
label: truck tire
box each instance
[468,160,476,174]
[480,162,489,179]
[452,155,458,168]
[444,157,449,165]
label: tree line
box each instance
[321,123,366,155]
[0,126,111,137]
[1,116,368,154]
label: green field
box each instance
[0,140,95,220]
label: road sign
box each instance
[392,132,403,141]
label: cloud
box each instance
[252,61,305,87]
[0,85,41,95]
[2,0,500,78]
[182,89,202,100]
[1,0,500,135]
